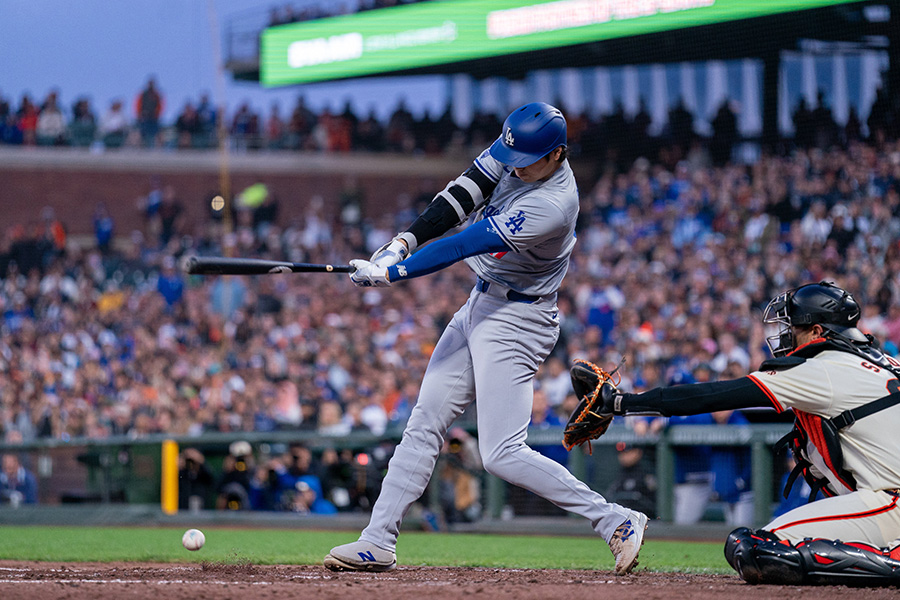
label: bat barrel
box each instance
[182,256,353,275]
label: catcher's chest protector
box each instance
[769,340,900,502]
[778,411,856,502]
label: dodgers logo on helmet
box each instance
[504,127,515,147]
[490,102,567,168]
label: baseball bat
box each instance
[182,256,354,275]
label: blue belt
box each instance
[476,277,541,304]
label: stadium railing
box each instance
[0,424,791,526]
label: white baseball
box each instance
[182,528,205,551]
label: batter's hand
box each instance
[370,236,410,268]
[349,259,391,287]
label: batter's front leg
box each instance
[469,303,632,542]
[360,321,475,551]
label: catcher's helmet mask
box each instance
[763,281,867,357]
[489,102,567,168]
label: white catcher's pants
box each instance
[360,287,631,551]
[765,489,900,547]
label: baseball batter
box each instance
[572,281,900,585]
[324,102,648,575]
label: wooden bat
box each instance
[182,256,354,275]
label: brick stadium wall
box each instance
[0,149,473,242]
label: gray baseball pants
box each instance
[360,286,631,551]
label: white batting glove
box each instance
[349,259,391,287]
[369,234,413,268]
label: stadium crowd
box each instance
[2,82,900,512]
[3,72,898,168]
[3,138,899,438]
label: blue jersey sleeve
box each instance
[387,219,511,281]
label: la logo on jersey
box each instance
[504,210,526,234]
[504,127,515,147]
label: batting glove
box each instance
[369,234,413,268]
[349,259,391,287]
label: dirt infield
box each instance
[0,562,898,600]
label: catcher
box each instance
[565,281,900,586]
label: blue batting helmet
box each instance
[489,102,567,167]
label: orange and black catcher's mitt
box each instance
[563,359,622,451]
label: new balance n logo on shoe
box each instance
[618,520,635,541]
[357,550,376,562]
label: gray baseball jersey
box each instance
[464,148,579,296]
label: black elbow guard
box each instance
[406,167,497,244]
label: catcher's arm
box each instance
[562,359,624,452]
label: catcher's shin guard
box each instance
[725,527,900,586]
[725,527,802,585]
[795,539,900,586]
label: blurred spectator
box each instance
[178,447,215,511]
[528,388,568,466]
[538,356,573,411]
[667,97,695,150]
[98,99,129,148]
[792,98,813,149]
[710,100,737,166]
[16,94,39,145]
[438,427,482,524]
[772,455,813,518]
[278,443,336,514]
[265,102,286,149]
[157,185,184,247]
[231,102,259,151]
[710,335,750,375]
[0,92,12,143]
[69,96,97,147]
[0,454,37,506]
[287,95,317,149]
[135,77,164,147]
[669,411,714,525]
[38,206,67,264]
[607,442,657,519]
[196,93,218,148]
[216,441,255,510]
[708,409,754,526]
[36,91,67,146]
[93,202,114,254]
[317,401,351,436]
[156,255,184,309]
[174,102,201,149]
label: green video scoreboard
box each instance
[261,0,860,86]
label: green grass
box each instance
[0,526,731,573]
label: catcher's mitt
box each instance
[563,359,622,452]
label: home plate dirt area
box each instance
[0,562,897,600]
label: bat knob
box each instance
[181,255,200,274]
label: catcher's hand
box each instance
[563,359,622,451]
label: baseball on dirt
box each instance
[182,528,205,551]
